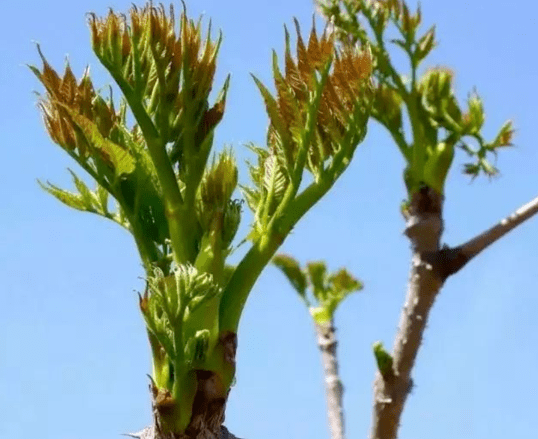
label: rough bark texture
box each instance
[315,320,346,439]
[124,425,242,439]
[371,187,445,439]
[370,189,538,439]
[129,332,242,439]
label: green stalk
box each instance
[219,233,283,333]
[405,88,425,192]
[277,178,333,237]
[361,5,408,97]
[220,170,341,334]
[94,56,198,263]
[172,370,197,432]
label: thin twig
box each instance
[440,194,538,278]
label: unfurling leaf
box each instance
[199,151,238,214]
[61,106,135,177]
[273,254,308,304]
[418,68,456,115]
[328,268,363,296]
[253,18,372,185]
[415,26,436,63]
[276,254,363,323]
[463,162,480,178]
[67,169,97,208]
[307,261,328,301]
[263,154,289,207]
[90,3,228,148]
[222,199,242,249]
[462,93,485,135]
[493,120,515,148]
[38,180,88,212]
[184,329,211,364]
[373,84,403,133]
[96,183,109,213]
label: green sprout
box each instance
[31,2,373,434]
[318,0,514,199]
[373,341,394,378]
[273,254,363,324]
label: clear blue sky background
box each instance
[2,0,538,438]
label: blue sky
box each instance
[2,0,538,438]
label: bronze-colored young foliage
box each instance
[31,2,375,435]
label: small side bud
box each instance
[373,341,394,379]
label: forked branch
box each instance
[440,194,538,278]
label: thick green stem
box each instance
[406,90,426,191]
[277,179,332,235]
[219,233,284,333]
[220,170,341,333]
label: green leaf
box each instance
[263,154,289,209]
[38,179,90,212]
[68,169,98,209]
[96,183,109,213]
[59,104,136,176]
[328,268,363,296]
[272,50,301,168]
[464,93,485,134]
[222,199,242,249]
[186,283,222,315]
[114,199,130,227]
[117,124,158,185]
[307,261,327,301]
[239,185,261,213]
[184,329,211,364]
[240,143,270,216]
[273,254,308,304]
[415,26,436,63]
[492,120,514,148]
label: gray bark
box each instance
[370,189,538,439]
[370,187,444,439]
[315,320,346,439]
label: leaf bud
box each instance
[200,151,238,211]
[461,93,485,134]
[222,199,242,249]
[373,341,394,378]
[415,26,436,63]
[493,120,515,147]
